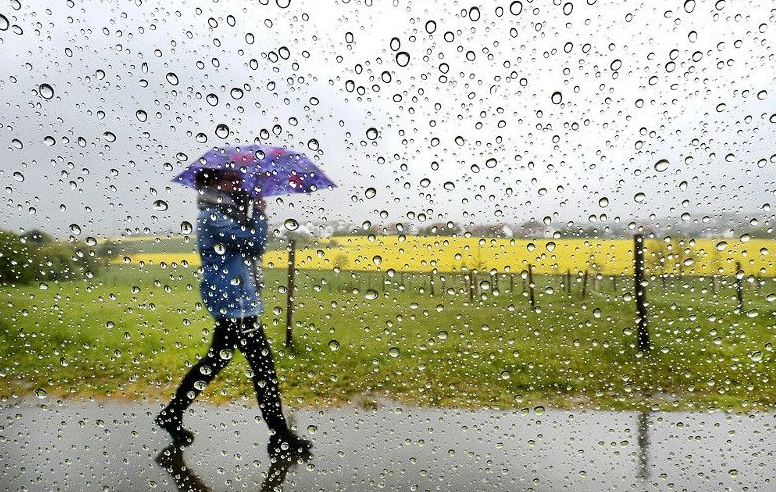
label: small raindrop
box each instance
[307,424,317,434]
[103,131,116,142]
[196,133,208,143]
[372,255,382,265]
[136,110,148,122]
[307,138,319,151]
[365,289,378,300]
[284,218,299,231]
[11,139,22,149]
[0,14,8,31]
[206,93,219,106]
[684,0,695,13]
[654,159,669,172]
[214,243,226,255]
[757,90,767,100]
[34,388,47,399]
[716,241,728,251]
[328,339,340,351]
[468,6,481,21]
[551,91,562,104]
[366,128,379,140]
[634,192,646,203]
[546,242,556,252]
[219,349,233,360]
[215,124,230,139]
[750,351,763,362]
[230,87,244,99]
[509,1,523,15]
[388,347,401,357]
[12,171,24,182]
[485,158,497,168]
[365,187,376,198]
[166,72,179,85]
[44,136,56,146]
[395,51,410,67]
[389,37,401,51]
[599,197,609,207]
[153,200,169,211]
[425,20,436,34]
[38,83,54,99]
[443,181,455,191]
[180,221,193,234]
[69,224,81,235]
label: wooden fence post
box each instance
[634,234,650,351]
[528,264,536,309]
[468,270,477,302]
[285,239,296,348]
[736,261,744,311]
[582,270,589,298]
[566,269,571,295]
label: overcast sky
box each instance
[1,0,774,239]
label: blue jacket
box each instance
[196,206,268,320]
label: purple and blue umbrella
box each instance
[172,144,336,197]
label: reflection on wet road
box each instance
[1,400,774,491]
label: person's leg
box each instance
[157,318,238,441]
[238,317,312,455]
[237,316,288,432]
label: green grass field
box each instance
[1,265,775,411]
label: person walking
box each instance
[156,168,312,457]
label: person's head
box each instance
[195,169,246,195]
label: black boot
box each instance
[155,410,195,446]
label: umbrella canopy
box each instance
[172,144,336,197]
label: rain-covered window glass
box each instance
[2,0,775,490]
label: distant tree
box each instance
[0,230,37,284]
[20,229,54,245]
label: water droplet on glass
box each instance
[34,388,47,399]
[180,221,193,234]
[634,192,646,203]
[366,128,378,140]
[307,424,317,434]
[365,187,376,198]
[231,87,244,99]
[396,52,410,67]
[214,243,226,255]
[39,83,54,99]
[443,181,455,190]
[546,242,556,252]
[0,14,8,31]
[307,138,319,151]
[196,133,208,143]
[468,6,481,21]
[485,158,497,168]
[328,339,340,351]
[11,139,22,149]
[684,0,695,12]
[215,124,230,139]
[510,1,523,15]
[365,289,378,300]
[166,72,179,85]
[551,91,562,104]
[136,110,147,122]
[103,131,116,142]
[44,136,56,146]
[13,171,25,181]
[654,159,669,172]
[388,347,401,357]
[716,241,728,251]
[153,200,168,211]
[599,197,609,207]
[206,93,219,106]
[69,224,81,234]
[750,351,763,362]
[284,218,299,231]
[425,20,436,34]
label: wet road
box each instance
[1,399,775,491]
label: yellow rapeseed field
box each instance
[113,236,776,277]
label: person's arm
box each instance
[206,210,268,256]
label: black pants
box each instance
[164,316,287,432]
